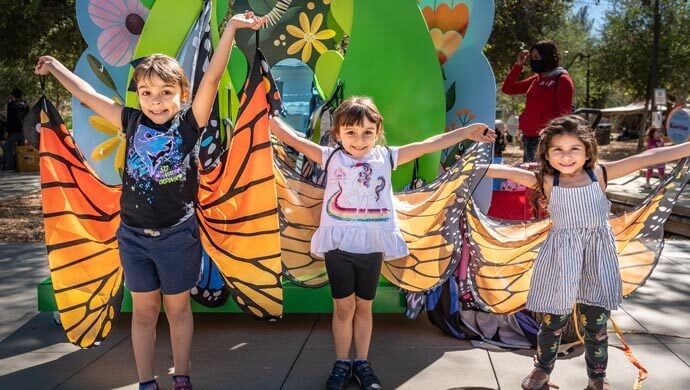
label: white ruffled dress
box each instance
[310,145,409,261]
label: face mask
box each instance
[530,59,546,73]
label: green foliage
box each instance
[596,0,690,105]
[486,0,572,81]
[0,0,85,112]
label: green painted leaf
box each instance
[86,54,119,95]
[445,81,456,112]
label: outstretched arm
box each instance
[270,116,323,164]
[604,141,690,181]
[484,164,538,189]
[35,56,123,128]
[397,123,496,166]
[192,12,264,127]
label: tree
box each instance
[486,0,572,81]
[595,0,690,105]
[0,1,85,114]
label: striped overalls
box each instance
[527,168,623,379]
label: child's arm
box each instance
[192,12,264,128]
[484,164,538,189]
[270,116,323,164]
[604,141,690,181]
[35,56,122,128]
[397,123,496,166]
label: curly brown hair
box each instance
[331,96,386,145]
[532,115,598,208]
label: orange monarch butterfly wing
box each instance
[465,158,690,314]
[611,158,690,296]
[197,48,284,319]
[273,145,328,287]
[274,143,493,291]
[381,143,492,292]
[465,199,551,314]
[37,95,123,348]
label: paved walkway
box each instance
[0,170,689,389]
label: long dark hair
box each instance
[532,115,598,208]
[531,40,560,71]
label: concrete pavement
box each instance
[1,170,689,389]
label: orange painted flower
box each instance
[421,3,469,64]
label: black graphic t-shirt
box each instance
[120,107,200,229]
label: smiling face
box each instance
[545,133,589,176]
[335,117,380,159]
[137,74,188,125]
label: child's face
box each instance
[335,117,380,159]
[653,129,663,139]
[545,133,588,176]
[137,74,188,125]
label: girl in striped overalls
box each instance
[485,115,690,390]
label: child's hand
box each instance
[462,123,497,143]
[35,56,57,75]
[229,11,265,31]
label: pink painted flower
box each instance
[89,0,148,66]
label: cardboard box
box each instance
[15,145,39,172]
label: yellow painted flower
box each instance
[89,115,125,176]
[286,12,336,63]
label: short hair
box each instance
[11,88,22,99]
[132,54,190,98]
[531,40,560,70]
[331,96,385,145]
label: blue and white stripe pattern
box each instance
[527,169,623,315]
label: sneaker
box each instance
[585,377,611,390]
[521,368,551,390]
[352,360,382,390]
[138,380,159,390]
[327,360,352,390]
[172,375,193,390]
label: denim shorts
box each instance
[116,216,202,294]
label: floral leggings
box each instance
[534,303,609,380]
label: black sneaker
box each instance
[327,360,352,390]
[352,360,382,390]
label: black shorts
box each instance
[325,249,383,300]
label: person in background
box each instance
[3,88,29,170]
[501,40,574,162]
[643,126,665,189]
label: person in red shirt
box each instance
[502,40,574,162]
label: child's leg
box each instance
[658,166,666,180]
[162,291,194,376]
[353,297,374,359]
[579,304,609,380]
[332,294,357,359]
[645,168,652,183]
[131,290,163,382]
[534,312,571,373]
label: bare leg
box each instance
[162,290,194,376]
[331,294,356,359]
[131,290,162,382]
[353,297,374,360]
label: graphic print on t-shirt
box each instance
[326,162,390,222]
[127,122,187,199]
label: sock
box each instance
[336,359,351,364]
[173,375,191,382]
